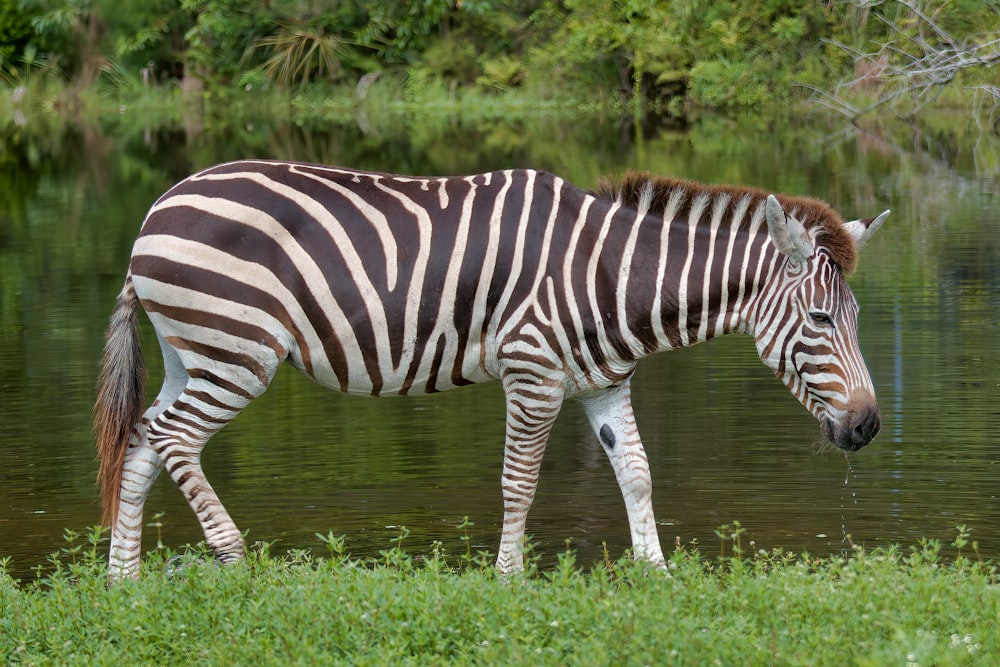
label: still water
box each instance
[1,111,997,580]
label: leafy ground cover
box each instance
[2,527,998,665]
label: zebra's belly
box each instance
[292,335,498,397]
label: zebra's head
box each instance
[755,195,889,452]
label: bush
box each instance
[687,58,773,108]
[0,0,34,66]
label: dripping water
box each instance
[841,453,858,555]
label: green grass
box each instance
[2,527,998,665]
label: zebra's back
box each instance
[129,160,575,397]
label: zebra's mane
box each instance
[593,171,858,273]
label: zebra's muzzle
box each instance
[823,402,880,451]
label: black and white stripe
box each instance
[95,161,888,579]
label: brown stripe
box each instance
[165,335,270,387]
[183,389,242,413]
[188,368,256,400]
[143,301,287,361]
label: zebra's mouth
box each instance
[822,411,879,452]
[819,418,843,450]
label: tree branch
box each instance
[812,0,1000,126]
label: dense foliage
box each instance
[2,0,997,114]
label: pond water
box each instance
[1,110,998,580]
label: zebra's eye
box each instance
[809,311,834,327]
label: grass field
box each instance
[2,526,998,665]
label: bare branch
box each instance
[797,83,861,117]
[810,0,1000,127]
[897,0,960,49]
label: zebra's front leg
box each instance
[496,376,565,575]
[577,382,665,569]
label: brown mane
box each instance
[593,171,858,273]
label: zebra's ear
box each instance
[766,195,813,264]
[842,209,890,249]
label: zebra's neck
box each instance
[584,188,771,361]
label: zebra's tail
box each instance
[94,274,146,527]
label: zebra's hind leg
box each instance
[577,382,666,569]
[495,373,565,575]
[147,380,260,566]
[108,432,164,580]
[109,341,187,580]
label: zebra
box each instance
[94,160,888,580]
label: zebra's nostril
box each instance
[848,407,880,449]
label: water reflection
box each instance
[0,112,997,581]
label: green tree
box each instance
[105,1,187,78]
[358,0,496,63]
[0,0,35,67]
[20,0,106,86]
[180,0,270,84]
